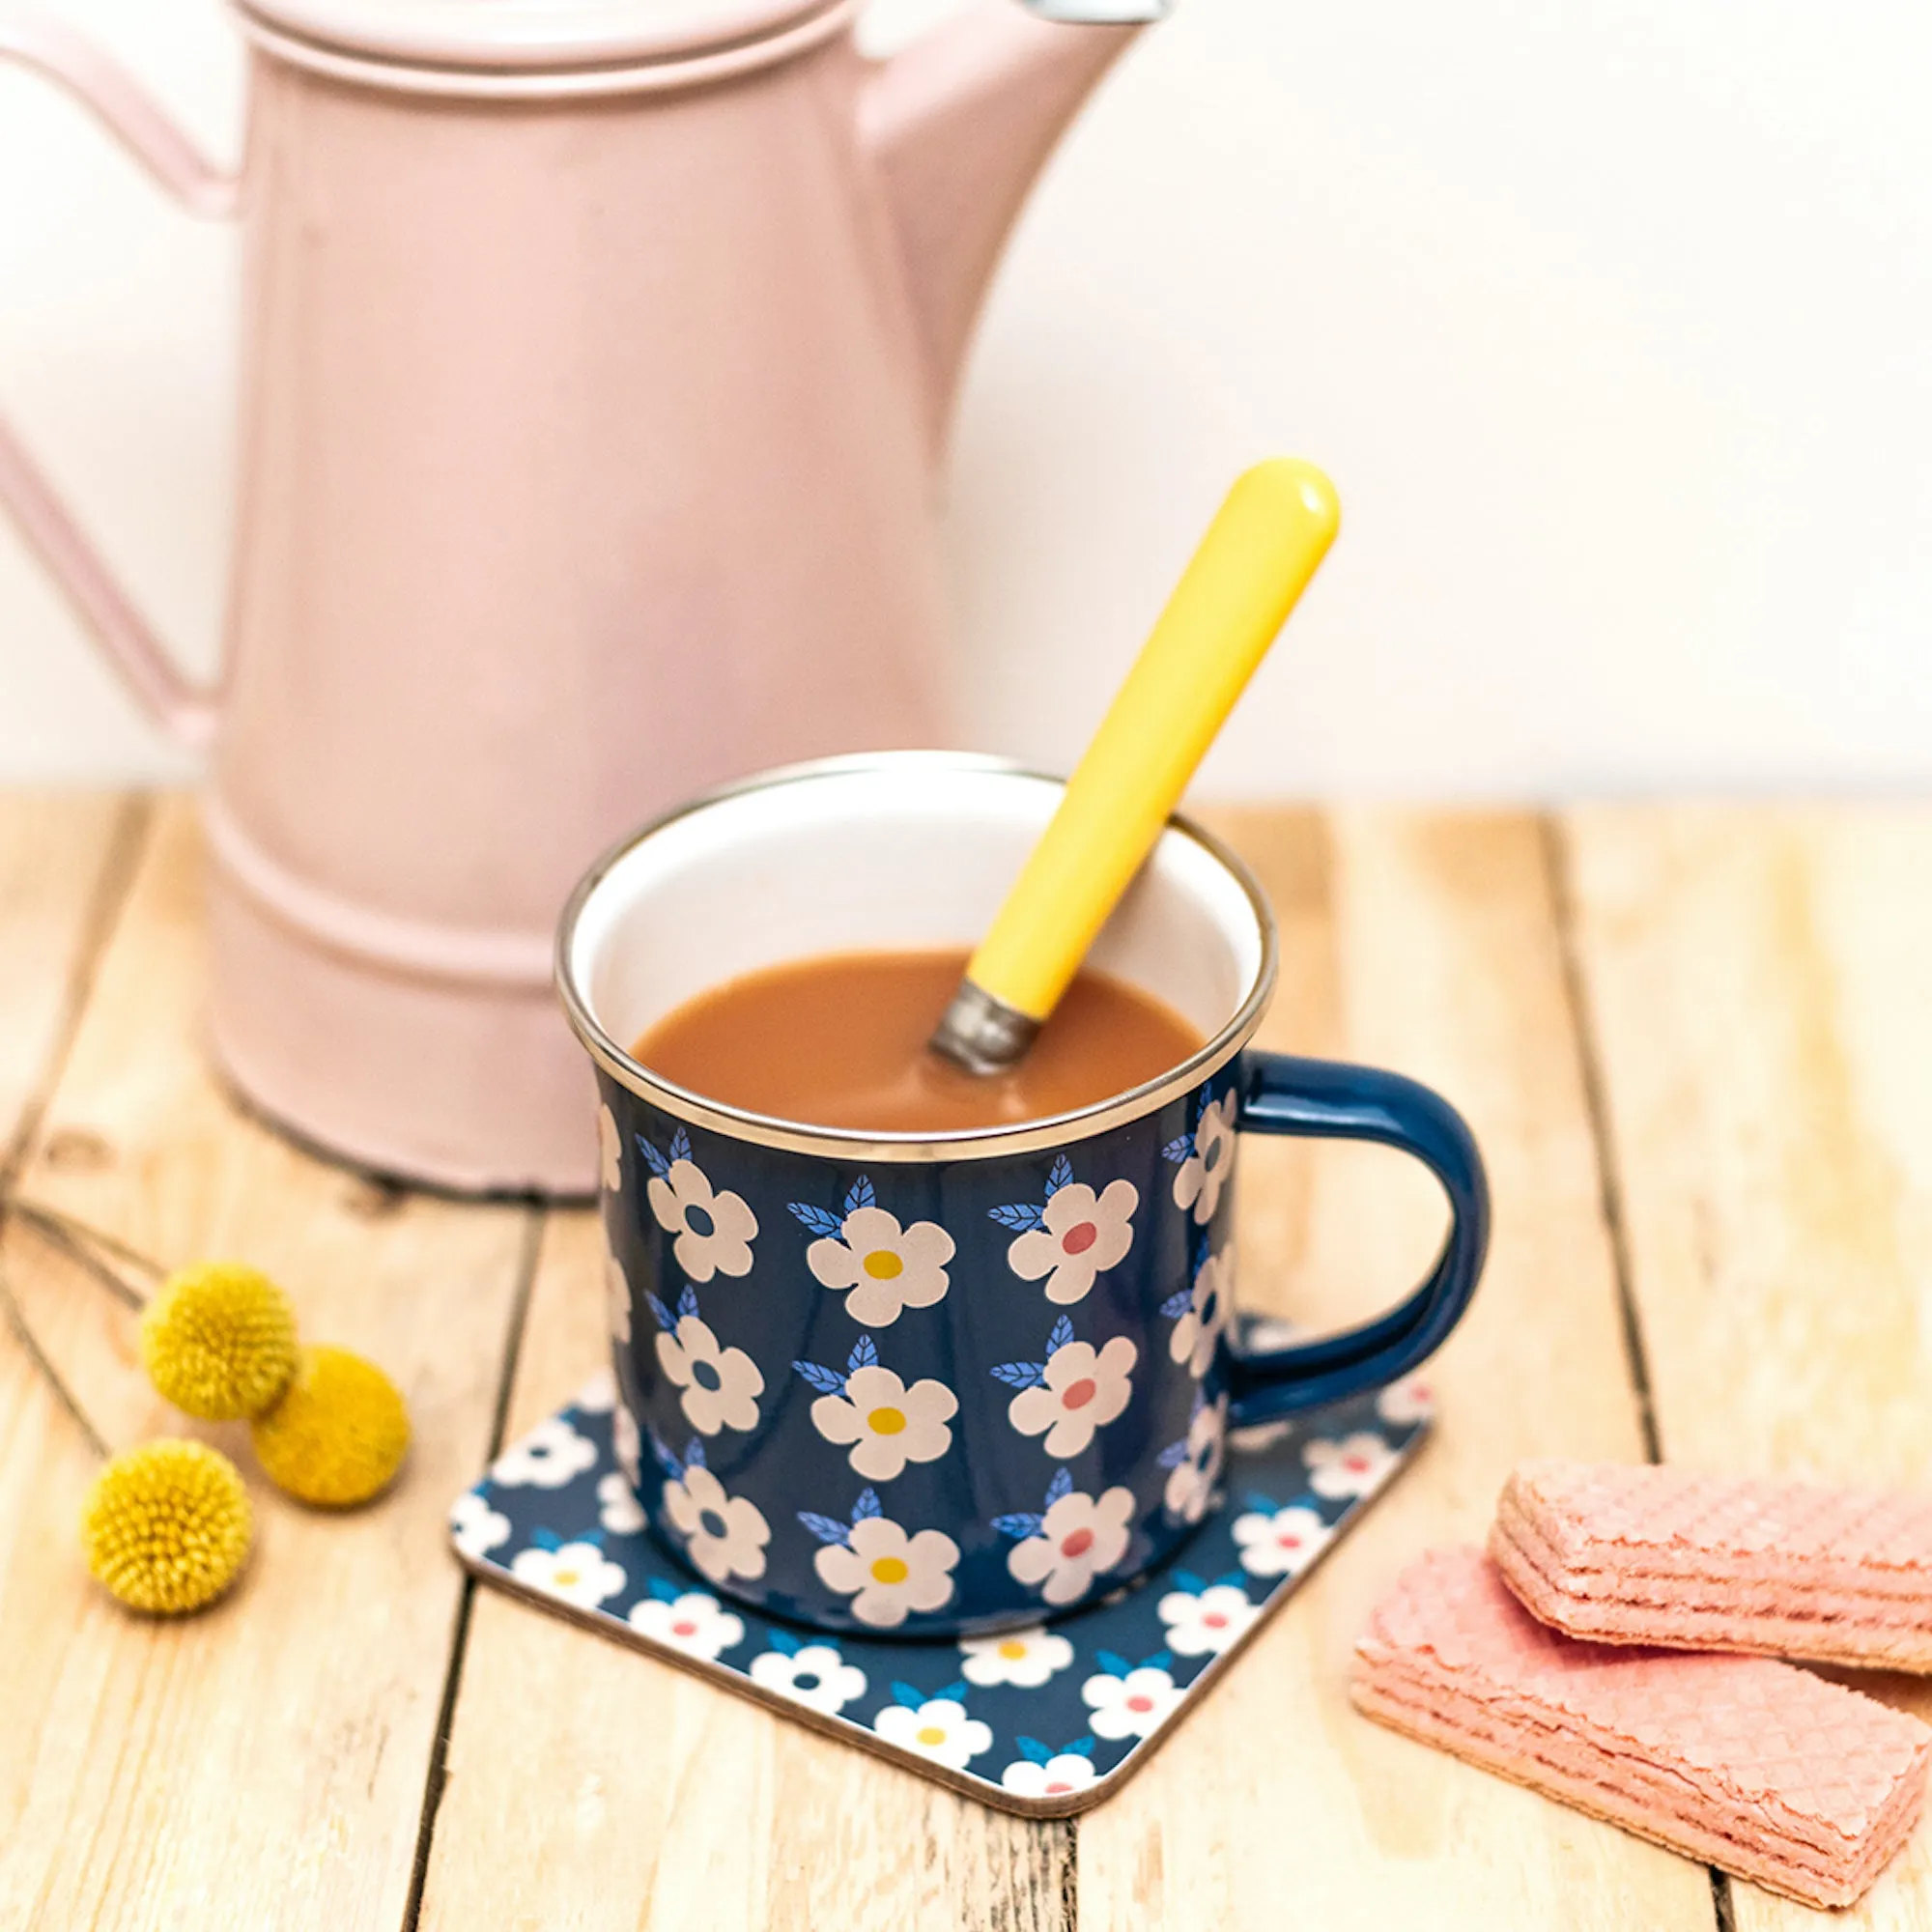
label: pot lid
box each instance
[234,0,849,73]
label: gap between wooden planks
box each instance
[1562,804,1932,1932]
[0,797,535,1930]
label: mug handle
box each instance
[1224,1050,1491,1424]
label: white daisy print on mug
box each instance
[992,1315,1136,1459]
[604,1237,633,1347]
[654,1435,771,1586]
[1001,1737,1099,1800]
[800,1487,960,1629]
[1161,1246,1232,1378]
[646,1283,764,1435]
[958,1626,1074,1690]
[872,1684,993,1773]
[626,1579,745,1662]
[509,1531,627,1610]
[1157,1393,1228,1525]
[792,1334,956,1481]
[639,1126,757,1282]
[747,1627,868,1717]
[1082,1652,1183,1740]
[1163,1089,1238,1226]
[789,1177,952,1326]
[989,1155,1138,1306]
[996,1467,1137,1607]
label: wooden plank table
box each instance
[1,793,1927,1930]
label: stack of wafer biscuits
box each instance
[1350,1462,1932,1909]
[1492,1460,1932,1672]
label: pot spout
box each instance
[861,0,1158,446]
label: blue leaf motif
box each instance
[648,1432,684,1481]
[530,1527,562,1551]
[1143,1648,1174,1671]
[683,1437,706,1471]
[847,1335,880,1374]
[788,1202,845,1239]
[1213,1569,1249,1590]
[988,1360,1048,1390]
[1241,1491,1279,1515]
[1156,1438,1189,1469]
[1015,1736,1054,1765]
[1158,1288,1194,1320]
[1044,1466,1074,1508]
[798,1511,852,1547]
[1046,1154,1073,1197]
[891,1679,926,1710]
[850,1487,882,1523]
[1065,1735,1097,1758]
[843,1175,876,1216]
[1094,1649,1133,1679]
[1046,1315,1075,1355]
[935,1678,968,1703]
[992,1511,1045,1541]
[1172,1569,1207,1595]
[646,1292,677,1334]
[636,1135,671,1179]
[1161,1134,1194,1165]
[792,1359,847,1397]
[764,1625,804,1656]
[648,1577,684,1603]
[675,1284,700,1321]
[668,1126,693,1164]
[987,1202,1047,1232]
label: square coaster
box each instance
[451,1354,1432,1816]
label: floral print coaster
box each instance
[451,1352,1433,1817]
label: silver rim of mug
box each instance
[554,751,1280,1163]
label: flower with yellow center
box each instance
[807,1361,956,1483]
[959,1624,1077,1689]
[81,1438,251,1615]
[250,1344,411,1507]
[140,1261,298,1421]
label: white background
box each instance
[2,0,1929,795]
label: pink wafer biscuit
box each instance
[1492,1461,1932,1671]
[1350,1548,1931,1908]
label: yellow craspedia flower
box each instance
[251,1345,410,1508]
[141,1261,298,1422]
[81,1438,252,1615]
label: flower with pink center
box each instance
[1000,1474,1136,1607]
[1232,1503,1332,1578]
[628,1588,744,1661]
[1082,1662,1182,1740]
[1303,1430,1399,1499]
[1003,1174,1139,1305]
[1376,1375,1435,1426]
[1001,1748,1099,1800]
[997,1317,1137,1459]
[1157,1580,1259,1656]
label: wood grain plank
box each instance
[0,798,534,1930]
[1562,803,1932,1932]
[1074,807,1717,1930]
[417,1205,1072,1932]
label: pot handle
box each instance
[0,5,235,750]
[1223,1050,1491,1422]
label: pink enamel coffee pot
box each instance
[0,0,1158,1193]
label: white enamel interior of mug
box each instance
[560,754,1272,1153]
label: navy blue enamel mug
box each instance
[557,754,1488,1637]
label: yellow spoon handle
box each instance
[966,458,1339,1025]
